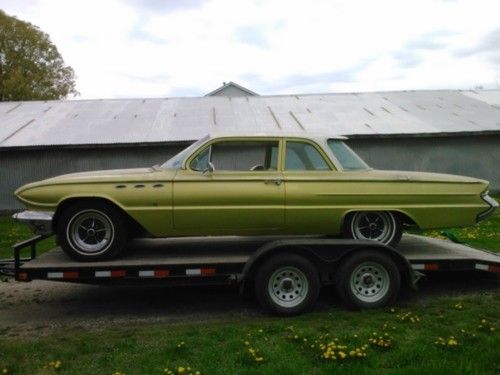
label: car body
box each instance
[13,133,498,260]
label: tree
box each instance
[0,10,78,101]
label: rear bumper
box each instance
[477,194,499,222]
[12,210,54,235]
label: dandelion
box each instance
[177,367,185,374]
[2,369,7,374]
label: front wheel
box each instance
[254,254,320,316]
[57,202,127,261]
[343,211,402,247]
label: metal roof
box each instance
[1,89,499,149]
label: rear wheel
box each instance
[343,211,402,247]
[335,250,401,309]
[57,202,127,261]
[254,254,320,316]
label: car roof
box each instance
[205,131,347,141]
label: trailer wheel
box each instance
[254,254,320,316]
[57,201,127,261]
[335,250,400,309]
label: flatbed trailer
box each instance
[1,234,499,315]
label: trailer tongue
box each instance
[1,234,499,315]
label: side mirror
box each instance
[203,161,215,175]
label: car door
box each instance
[173,138,285,234]
[282,139,341,235]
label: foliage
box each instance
[0,10,78,101]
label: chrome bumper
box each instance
[12,210,54,235]
[477,194,499,222]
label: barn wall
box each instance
[0,145,185,212]
[346,134,500,192]
[1,134,498,211]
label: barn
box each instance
[1,82,499,212]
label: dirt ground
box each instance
[0,271,498,337]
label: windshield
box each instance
[327,139,370,170]
[161,136,209,169]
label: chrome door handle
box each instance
[264,179,282,186]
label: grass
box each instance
[0,216,56,259]
[409,195,500,253]
[0,293,498,374]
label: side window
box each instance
[285,141,330,171]
[191,141,279,171]
[190,147,210,171]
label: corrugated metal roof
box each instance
[1,90,499,148]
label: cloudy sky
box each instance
[2,0,500,98]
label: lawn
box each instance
[0,293,498,374]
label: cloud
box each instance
[123,0,208,14]
[1,0,500,97]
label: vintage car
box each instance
[13,133,498,261]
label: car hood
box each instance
[16,167,176,195]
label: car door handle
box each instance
[264,179,282,186]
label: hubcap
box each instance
[268,266,309,308]
[67,210,114,254]
[351,212,395,244]
[350,262,390,303]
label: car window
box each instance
[327,139,369,170]
[190,147,210,171]
[285,141,331,171]
[191,140,279,171]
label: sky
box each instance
[1,0,500,99]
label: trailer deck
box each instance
[5,234,499,283]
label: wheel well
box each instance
[341,210,418,229]
[244,245,325,283]
[52,197,147,236]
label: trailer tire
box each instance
[57,201,127,261]
[335,250,400,310]
[254,253,320,316]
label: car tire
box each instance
[254,253,320,316]
[57,201,127,261]
[342,211,402,247]
[335,250,401,310]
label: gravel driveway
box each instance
[0,270,497,337]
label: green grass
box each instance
[0,293,498,374]
[0,216,56,259]
[409,195,500,253]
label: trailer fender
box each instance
[239,239,419,290]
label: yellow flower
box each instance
[447,339,458,346]
[255,357,264,362]
[338,351,346,359]
[2,369,8,374]
[244,341,249,346]
[178,367,185,374]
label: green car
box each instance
[13,133,498,261]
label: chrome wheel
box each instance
[351,211,396,244]
[67,210,114,255]
[268,266,309,308]
[349,262,390,303]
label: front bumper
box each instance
[477,194,499,222]
[12,210,54,235]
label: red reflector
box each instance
[111,270,126,278]
[154,270,170,278]
[201,268,216,276]
[18,272,29,281]
[489,265,500,273]
[64,271,79,279]
[424,263,439,271]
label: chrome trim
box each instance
[477,194,499,222]
[12,210,54,235]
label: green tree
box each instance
[0,10,78,101]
